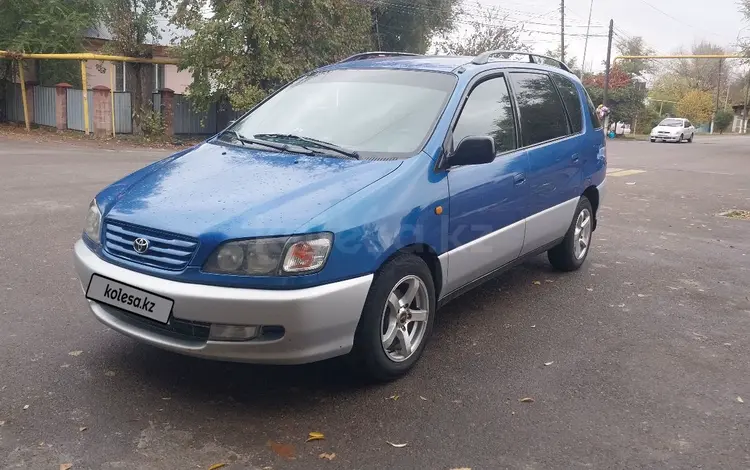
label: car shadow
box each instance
[96,255,567,408]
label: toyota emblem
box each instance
[133,237,150,254]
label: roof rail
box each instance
[471,50,572,73]
[340,51,420,63]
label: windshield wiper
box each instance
[219,130,313,155]
[254,134,360,159]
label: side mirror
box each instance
[448,136,496,168]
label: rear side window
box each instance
[551,74,583,133]
[585,92,601,129]
[453,76,516,153]
[509,73,570,146]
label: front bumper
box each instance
[73,240,372,364]
[651,134,681,142]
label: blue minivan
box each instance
[74,50,606,381]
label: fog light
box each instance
[209,324,259,341]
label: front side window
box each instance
[453,76,516,153]
[230,69,457,158]
[551,74,583,133]
[510,72,570,146]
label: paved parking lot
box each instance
[1,135,749,469]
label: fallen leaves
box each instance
[104,370,116,377]
[387,394,400,401]
[268,440,296,459]
[208,464,226,470]
[532,280,541,285]
[386,441,408,448]
[68,351,83,357]
[419,396,428,401]
[319,452,336,461]
[519,397,535,403]
[79,426,87,432]
[60,464,73,470]
[544,361,554,366]
[22,405,29,410]
[738,396,744,404]
[306,432,325,442]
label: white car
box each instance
[650,118,695,143]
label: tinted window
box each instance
[685,121,692,128]
[510,73,570,146]
[453,76,516,153]
[232,69,457,158]
[551,74,583,133]
[585,93,601,129]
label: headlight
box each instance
[203,233,333,276]
[83,199,102,244]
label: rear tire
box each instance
[548,197,594,272]
[351,254,435,382]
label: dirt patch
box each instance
[718,210,750,220]
[0,122,202,151]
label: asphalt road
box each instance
[1,135,749,470]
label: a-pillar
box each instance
[54,83,72,131]
[159,88,175,137]
[91,85,112,137]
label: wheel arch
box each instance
[582,185,600,230]
[377,244,443,300]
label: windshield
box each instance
[659,119,683,127]
[228,69,457,158]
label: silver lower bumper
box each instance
[73,240,373,364]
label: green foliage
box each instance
[676,90,714,125]
[372,0,460,53]
[615,36,655,77]
[586,82,647,125]
[434,2,528,56]
[0,0,98,86]
[173,0,374,111]
[140,107,165,136]
[713,110,734,133]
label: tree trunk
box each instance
[129,63,154,135]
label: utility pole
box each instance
[711,58,722,134]
[603,19,613,132]
[743,72,750,134]
[715,59,722,111]
[560,0,565,63]
[580,0,594,78]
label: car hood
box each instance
[102,141,402,239]
[652,126,682,133]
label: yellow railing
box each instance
[0,50,179,135]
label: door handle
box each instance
[513,173,526,185]
[571,153,580,162]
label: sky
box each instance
[474,0,748,72]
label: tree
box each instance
[615,36,655,78]
[669,42,731,93]
[676,90,714,124]
[713,110,733,133]
[434,2,528,56]
[0,0,99,115]
[370,0,460,53]
[544,44,578,74]
[172,0,373,111]
[101,0,164,134]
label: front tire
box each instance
[688,134,694,143]
[678,133,684,143]
[548,197,594,272]
[351,254,436,382]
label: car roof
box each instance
[320,54,575,76]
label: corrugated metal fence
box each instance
[153,92,244,135]
[3,83,24,122]
[32,86,56,127]
[114,92,132,134]
[66,88,94,132]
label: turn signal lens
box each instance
[282,236,332,273]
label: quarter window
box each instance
[509,72,570,146]
[551,74,583,133]
[453,76,516,153]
